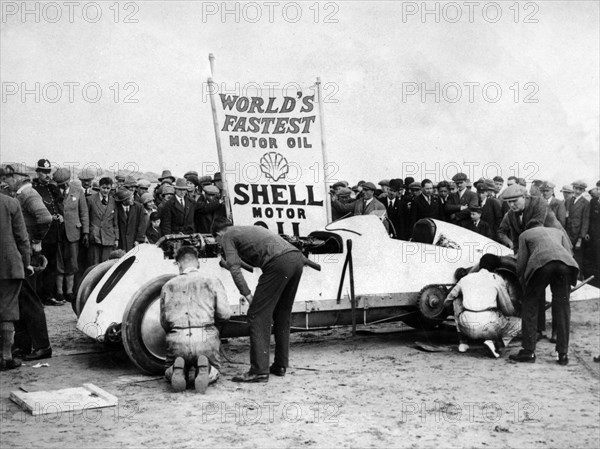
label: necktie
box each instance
[102,197,107,206]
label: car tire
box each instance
[122,274,177,375]
[73,259,119,317]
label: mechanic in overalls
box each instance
[444,254,522,359]
[160,246,232,393]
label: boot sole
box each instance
[194,355,209,394]
[171,357,187,392]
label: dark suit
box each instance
[380,196,405,239]
[161,195,196,235]
[480,197,503,239]
[116,202,146,252]
[195,198,226,234]
[331,198,355,222]
[87,193,118,265]
[517,227,578,354]
[410,194,442,237]
[583,196,600,286]
[566,196,590,272]
[445,189,478,227]
[353,197,386,216]
[12,185,51,353]
[467,219,492,239]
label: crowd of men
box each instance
[0,158,598,374]
[330,173,599,283]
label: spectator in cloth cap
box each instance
[467,205,492,239]
[378,179,390,199]
[331,187,355,221]
[135,179,152,204]
[353,182,386,216]
[115,189,145,253]
[78,167,97,197]
[195,185,226,234]
[146,211,162,244]
[52,168,89,304]
[497,184,564,254]
[476,179,503,239]
[446,173,478,228]
[87,177,119,266]
[560,185,574,203]
[540,181,566,228]
[565,180,589,275]
[183,171,199,180]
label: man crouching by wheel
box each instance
[160,246,232,393]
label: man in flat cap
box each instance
[115,189,146,253]
[195,185,226,234]
[87,177,119,265]
[565,180,589,272]
[560,185,574,203]
[476,179,503,239]
[353,182,386,216]
[378,179,390,200]
[78,167,97,197]
[161,179,196,235]
[52,168,89,303]
[4,164,53,360]
[331,187,356,222]
[135,179,152,204]
[32,159,63,306]
[467,206,492,239]
[446,173,479,228]
[497,184,564,253]
[540,181,566,228]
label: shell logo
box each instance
[260,152,289,182]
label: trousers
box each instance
[247,252,304,375]
[454,298,521,341]
[522,261,571,354]
[14,276,51,351]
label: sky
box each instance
[1,0,599,191]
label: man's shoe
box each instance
[0,358,22,371]
[194,355,210,394]
[509,350,536,363]
[557,353,568,366]
[65,293,75,303]
[44,297,65,306]
[170,357,187,392]
[594,355,600,363]
[483,340,500,359]
[458,343,470,353]
[232,371,269,383]
[24,347,52,361]
[269,365,286,377]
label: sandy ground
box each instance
[1,298,599,449]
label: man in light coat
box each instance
[87,177,119,266]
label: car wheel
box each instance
[401,285,449,330]
[121,274,177,375]
[73,259,119,317]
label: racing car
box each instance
[74,215,595,374]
